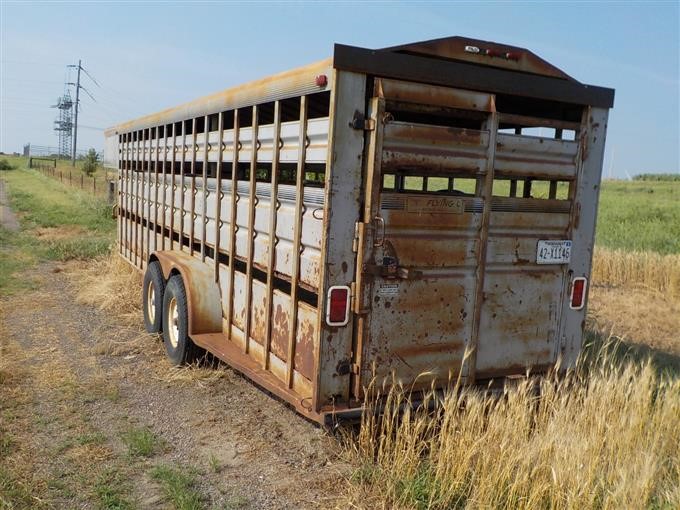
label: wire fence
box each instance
[35,163,116,202]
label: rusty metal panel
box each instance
[558,107,609,367]
[270,289,290,362]
[495,133,578,180]
[475,268,563,376]
[314,70,366,410]
[382,122,489,174]
[249,279,268,346]
[377,78,496,112]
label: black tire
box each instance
[162,274,202,365]
[142,260,165,334]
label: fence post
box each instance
[93,176,96,193]
[81,174,84,189]
[69,170,72,185]
[60,171,63,182]
[107,180,115,204]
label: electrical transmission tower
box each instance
[51,90,73,159]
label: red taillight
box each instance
[326,285,350,326]
[570,277,587,310]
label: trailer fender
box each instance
[150,251,222,336]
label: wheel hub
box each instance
[146,282,155,323]
[168,297,179,348]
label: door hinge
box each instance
[350,111,375,131]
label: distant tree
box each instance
[82,149,99,176]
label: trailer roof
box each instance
[105,36,614,136]
[335,37,614,109]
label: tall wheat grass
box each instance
[346,341,680,509]
[592,247,680,298]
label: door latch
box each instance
[350,111,375,131]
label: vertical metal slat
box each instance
[214,112,225,282]
[169,124,177,250]
[179,122,187,252]
[466,111,499,385]
[286,96,308,388]
[243,105,259,354]
[263,101,282,370]
[161,125,168,250]
[226,109,240,340]
[190,118,197,255]
[133,132,140,267]
[201,115,209,262]
[119,135,125,255]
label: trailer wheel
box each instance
[143,260,165,334]
[162,274,201,365]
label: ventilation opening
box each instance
[208,113,219,132]
[308,91,331,119]
[257,102,276,125]
[184,119,193,135]
[496,95,583,124]
[195,116,205,134]
[280,97,301,122]
[387,103,486,130]
[383,174,478,196]
[304,163,326,187]
[239,107,253,128]
[492,178,571,200]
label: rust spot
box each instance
[295,317,316,380]
[270,303,289,361]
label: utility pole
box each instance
[67,60,98,166]
[71,59,81,166]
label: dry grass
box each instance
[592,246,680,298]
[589,285,680,359]
[74,251,234,384]
[346,340,680,510]
[74,252,142,326]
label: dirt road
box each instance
[0,261,347,509]
[0,179,20,231]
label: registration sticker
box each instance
[536,240,572,265]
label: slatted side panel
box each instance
[117,93,331,401]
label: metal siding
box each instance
[558,107,609,367]
[314,70,367,409]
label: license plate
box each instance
[536,240,572,264]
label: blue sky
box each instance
[1,1,678,177]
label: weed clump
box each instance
[0,159,15,171]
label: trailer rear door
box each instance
[352,79,573,395]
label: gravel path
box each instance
[1,261,348,509]
[0,178,20,231]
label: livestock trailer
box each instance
[103,37,614,425]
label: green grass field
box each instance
[0,163,115,295]
[596,180,680,254]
